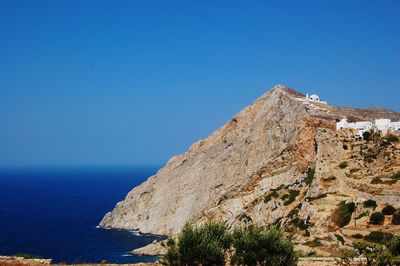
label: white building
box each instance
[306,93,327,104]
[337,118,400,136]
[392,121,400,131]
[375,119,391,133]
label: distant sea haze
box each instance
[0,166,162,263]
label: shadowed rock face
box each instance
[100,85,400,244]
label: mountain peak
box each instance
[100,85,400,256]
[269,84,305,98]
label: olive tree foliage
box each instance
[161,222,231,266]
[162,223,298,266]
[230,226,297,266]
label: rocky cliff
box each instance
[100,85,400,254]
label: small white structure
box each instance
[306,93,327,104]
[308,94,320,101]
[392,121,400,131]
[337,118,400,136]
[375,119,391,133]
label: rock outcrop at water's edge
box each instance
[100,85,400,255]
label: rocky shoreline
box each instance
[0,256,160,266]
[0,255,356,266]
[130,240,167,257]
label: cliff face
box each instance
[100,85,400,253]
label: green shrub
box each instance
[162,224,299,266]
[238,213,252,224]
[392,211,400,225]
[162,222,231,266]
[264,185,284,203]
[346,202,356,213]
[305,168,315,185]
[264,191,278,203]
[392,172,400,180]
[371,177,382,184]
[332,201,355,227]
[382,205,396,215]
[287,203,302,219]
[364,231,394,244]
[363,131,371,141]
[304,239,322,247]
[340,234,400,265]
[363,199,377,209]
[231,226,297,266]
[386,134,399,142]
[340,241,397,266]
[371,177,397,185]
[355,211,368,220]
[335,234,345,245]
[387,236,400,256]
[283,190,300,206]
[300,251,317,257]
[352,233,364,239]
[339,161,348,169]
[369,212,385,225]
[290,215,311,231]
[297,219,310,231]
[365,152,378,160]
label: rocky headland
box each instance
[100,85,400,256]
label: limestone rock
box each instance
[131,240,167,256]
[0,256,52,265]
[100,85,400,254]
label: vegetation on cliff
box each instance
[369,212,385,225]
[339,236,400,266]
[332,201,356,227]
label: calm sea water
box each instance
[0,166,164,264]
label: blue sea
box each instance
[0,166,164,264]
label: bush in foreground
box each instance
[231,226,297,266]
[162,222,231,266]
[162,223,297,266]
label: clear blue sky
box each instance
[0,0,399,167]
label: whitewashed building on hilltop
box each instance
[306,93,328,104]
[337,118,400,136]
[390,121,400,131]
